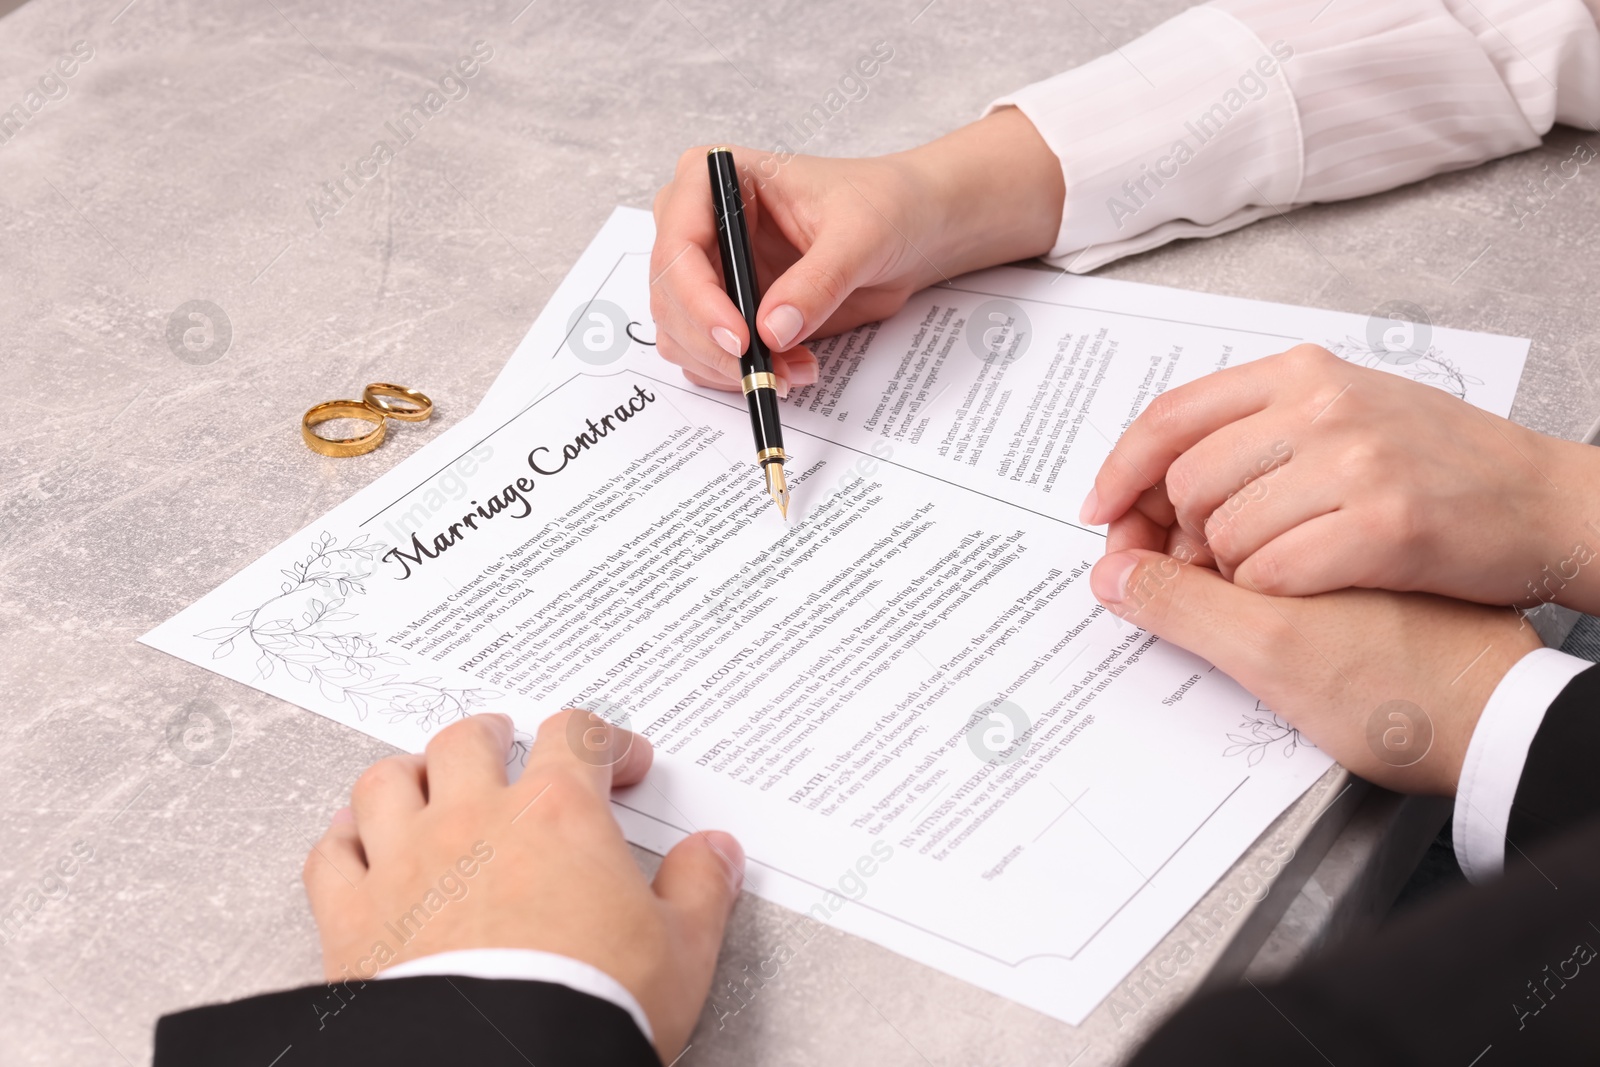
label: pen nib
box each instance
[764,463,790,521]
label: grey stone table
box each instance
[3,0,1597,1063]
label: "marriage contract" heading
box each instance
[381,383,659,580]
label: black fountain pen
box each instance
[708,147,790,519]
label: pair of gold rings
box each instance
[302,383,433,458]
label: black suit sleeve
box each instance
[154,976,662,1067]
[1507,663,1600,853]
[1126,813,1600,1066]
[1127,666,1600,1066]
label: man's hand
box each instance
[1083,344,1600,611]
[1089,548,1543,796]
[302,710,743,1062]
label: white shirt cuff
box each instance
[984,4,1303,273]
[987,0,1599,275]
[377,948,654,1043]
[1453,647,1592,883]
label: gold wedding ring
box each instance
[363,382,433,421]
[302,400,387,458]
[302,382,431,457]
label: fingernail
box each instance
[1091,552,1140,605]
[1079,486,1100,525]
[765,305,804,349]
[704,831,745,892]
[331,806,355,825]
[711,326,743,358]
[789,359,820,386]
[776,375,791,399]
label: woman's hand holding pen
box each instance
[649,107,1064,395]
[1084,344,1600,612]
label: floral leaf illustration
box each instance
[508,731,533,768]
[1322,336,1476,400]
[1222,707,1313,764]
[200,532,501,735]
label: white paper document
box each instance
[143,208,1528,1024]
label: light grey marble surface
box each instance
[3,0,1598,1064]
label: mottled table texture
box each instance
[2,0,1597,1064]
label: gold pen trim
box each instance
[757,447,787,464]
[741,372,780,395]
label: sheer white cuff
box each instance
[985,4,1303,272]
[988,0,1599,274]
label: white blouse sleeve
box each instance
[988,0,1600,272]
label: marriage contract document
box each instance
[143,208,1529,1025]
